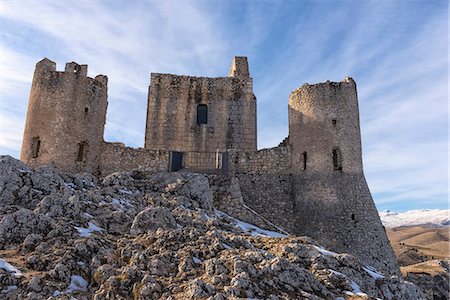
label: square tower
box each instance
[144,57,257,153]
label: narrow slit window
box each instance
[332,147,342,170]
[301,151,307,170]
[31,137,41,158]
[197,104,208,124]
[76,141,87,162]
[332,119,337,126]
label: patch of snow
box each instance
[363,266,385,279]
[83,212,93,219]
[19,169,31,173]
[0,259,22,277]
[379,209,450,227]
[2,285,17,293]
[223,243,232,249]
[111,198,134,209]
[192,257,202,264]
[53,290,61,296]
[75,222,104,237]
[66,275,88,294]
[313,245,337,256]
[119,188,138,195]
[64,182,76,190]
[30,188,43,194]
[329,269,345,276]
[344,280,368,297]
[98,200,106,205]
[215,210,287,238]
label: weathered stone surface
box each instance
[0,157,427,299]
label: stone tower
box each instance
[144,56,257,153]
[20,58,108,174]
[288,78,399,275]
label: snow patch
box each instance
[75,222,104,237]
[223,243,232,249]
[66,275,88,293]
[2,285,17,293]
[0,259,22,277]
[215,210,287,238]
[111,198,134,209]
[192,257,202,264]
[363,266,385,279]
[314,245,337,256]
[344,280,368,297]
[119,188,138,195]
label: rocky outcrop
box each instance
[0,155,425,299]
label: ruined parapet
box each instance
[145,56,257,153]
[288,77,363,174]
[20,58,108,174]
[229,56,250,79]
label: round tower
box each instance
[20,58,108,174]
[287,78,399,275]
[288,77,363,174]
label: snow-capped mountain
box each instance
[379,209,450,227]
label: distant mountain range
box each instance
[379,209,450,227]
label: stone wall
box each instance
[20,58,108,174]
[99,142,169,175]
[227,145,291,174]
[145,57,256,153]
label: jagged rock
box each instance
[0,208,52,248]
[0,156,429,299]
[130,206,176,235]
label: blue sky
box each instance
[0,0,447,212]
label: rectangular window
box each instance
[31,137,41,158]
[77,141,87,162]
[197,104,208,124]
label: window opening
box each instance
[301,151,307,170]
[197,104,208,124]
[332,147,342,170]
[31,137,41,158]
[77,141,87,162]
[332,119,337,126]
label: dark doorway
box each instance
[169,151,183,171]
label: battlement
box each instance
[34,58,108,87]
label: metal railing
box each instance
[169,150,228,174]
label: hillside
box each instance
[380,209,449,228]
[384,224,449,299]
[0,156,425,299]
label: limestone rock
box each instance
[0,156,429,299]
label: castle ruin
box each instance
[20,57,399,275]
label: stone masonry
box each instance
[20,56,399,275]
